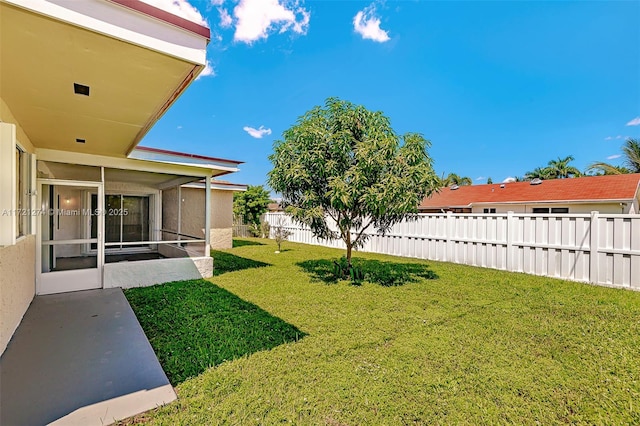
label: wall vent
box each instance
[73,83,90,96]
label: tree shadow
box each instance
[233,239,265,247]
[125,280,306,386]
[212,251,270,276]
[297,258,438,287]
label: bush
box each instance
[333,256,364,285]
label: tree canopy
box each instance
[268,98,439,267]
[586,138,640,175]
[233,185,271,226]
[524,155,581,180]
[440,172,472,187]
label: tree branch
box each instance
[352,218,375,247]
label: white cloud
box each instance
[139,0,207,26]
[196,60,215,79]
[243,125,272,138]
[219,7,233,28]
[232,0,310,44]
[475,176,485,181]
[502,177,516,183]
[353,4,390,43]
[607,154,621,160]
[616,135,623,139]
[210,0,224,5]
[604,136,613,140]
[177,125,182,129]
[626,116,640,126]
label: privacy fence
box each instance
[265,212,640,290]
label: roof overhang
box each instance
[129,147,242,176]
[0,0,210,157]
[182,181,248,192]
[36,148,232,179]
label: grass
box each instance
[124,238,640,425]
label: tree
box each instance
[268,98,439,269]
[233,185,271,227]
[546,155,581,179]
[586,138,640,175]
[271,216,293,253]
[440,172,472,187]
[486,177,493,184]
[524,166,552,181]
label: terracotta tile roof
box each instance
[419,174,640,209]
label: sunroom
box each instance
[33,148,240,295]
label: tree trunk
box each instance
[345,231,352,268]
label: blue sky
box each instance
[142,0,640,187]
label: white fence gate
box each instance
[265,212,640,290]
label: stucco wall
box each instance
[0,232,36,355]
[470,202,632,214]
[163,187,234,249]
[0,98,36,356]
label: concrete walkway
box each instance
[0,288,176,426]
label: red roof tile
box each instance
[419,174,640,209]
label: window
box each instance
[483,208,496,214]
[551,207,569,214]
[15,146,29,237]
[532,207,550,214]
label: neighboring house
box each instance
[0,0,241,357]
[267,202,284,212]
[169,179,248,249]
[419,174,640,214]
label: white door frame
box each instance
[36,178,104,295]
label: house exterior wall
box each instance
[469,202,631,214]
[169,187,234,249]
[0,97,36,355]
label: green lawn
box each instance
[124,238,640,425]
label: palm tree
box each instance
[586,138,640,175]
[546,155,582,179]
[440,172,472,187]
[524,166,552,181]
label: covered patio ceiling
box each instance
[38,160,205,188]
[0,0,209,157]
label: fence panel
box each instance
[264,211,640,290]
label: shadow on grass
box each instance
[125,279,305,385]
[233,239,265,247]
[213,251,270,276]
[297,258,438,287]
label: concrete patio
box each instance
[0,288,176,425]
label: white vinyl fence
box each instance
[265,212,640,290]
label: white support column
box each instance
[177,185,182,244]
[589,211,599,284]
[0,123,17,246]
[99,166,105,288]
[204,174,211,256]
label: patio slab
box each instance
[0,288,176,425]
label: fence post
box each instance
[506,211,514,271]
[589,211,599,284]
[445,211,453,262]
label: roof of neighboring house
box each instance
[267,202,283,211]
[419,174,640,209]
